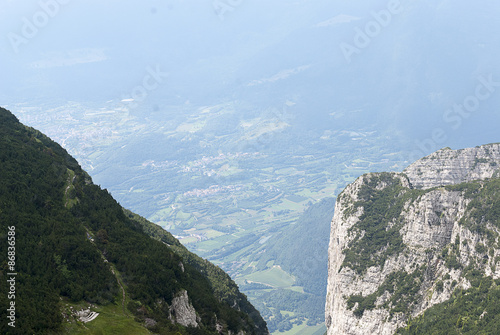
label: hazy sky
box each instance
[2,0,500,154]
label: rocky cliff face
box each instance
[404,145,500,189]
[169,290,199,328]
[325,143,500,335]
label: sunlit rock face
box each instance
[325,143,500,335]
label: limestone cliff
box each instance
[325,143,500,335]
[169,290,199,328]
[404,144,500,189]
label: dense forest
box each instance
[0,107,268,334]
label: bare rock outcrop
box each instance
[404,143,500,189]
[170,290,199,328]
[325,143,500,335]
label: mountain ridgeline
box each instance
[326,144,500,334]
[0,106,268,334]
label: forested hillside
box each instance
[0,107,268,335]
[124,209,267,332]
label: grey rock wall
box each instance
[325,143,500,335]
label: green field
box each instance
[244,266,296,288]
[273,323,326,335]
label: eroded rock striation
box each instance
[325,143,500,335]
[404,145,500,189]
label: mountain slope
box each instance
[325,143,500,334]
[124,209,268,333]
[0,106,268,335]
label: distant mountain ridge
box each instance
[0,106,268,335]
[326,143,500,334]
